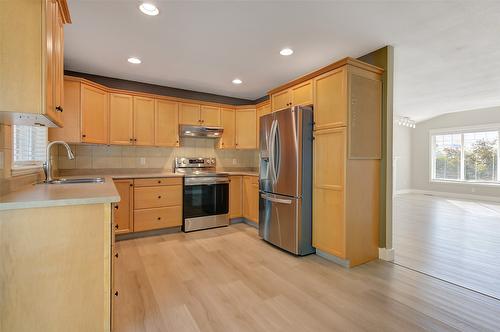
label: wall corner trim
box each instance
[378,247,395,261]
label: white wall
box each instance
[410,106,500,198]
[393,123,412,193]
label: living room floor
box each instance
[114,223,500,332]
[394,193,500,299]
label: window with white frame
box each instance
[431,126,499,184]
[12,125,48,169]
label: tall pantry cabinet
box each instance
[312,62,382,267]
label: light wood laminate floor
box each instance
[114,223,500,332]
[394,193,500,299]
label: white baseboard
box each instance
[378,248,395,261]
[395,189,413,195]
[396,189,500,203]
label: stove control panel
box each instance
[175,157,216,168]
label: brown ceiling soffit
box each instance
[267,57,384,95]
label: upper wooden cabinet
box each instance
[313,68,348,130]
[256,102,271,147]
[0,0,71,127]
[200,105,220,126]
[235,108,257,149]
[178,103,201,125]
[48,78,80,143]
[220,108,236,149]
[270,80,313,112]
[179,103,220,126]
[81,83,109,144]
[133,96,155,146]
[109,93,133,145]
[155,100,179,147]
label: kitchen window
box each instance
[431,126,499,184]
[12,125,48,173]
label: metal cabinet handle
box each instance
[114,205,119,210]
[114,224,119,229]
[157,180,162,184]
[55,106,63,112]
[114,291,119,297]
[82,134,86,138]
[157,217,161,221]
[158,195,161,199]
[115,253,119,258]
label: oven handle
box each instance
[185,179,230,186]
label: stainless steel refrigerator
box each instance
[259,106,315,255]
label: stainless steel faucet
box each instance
[43,141,75,182]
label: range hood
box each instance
[179,125,224,138]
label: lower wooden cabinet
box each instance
[229,175,242,218]
[134,206,182,232]
[113,179,133,234]
[243,176,259,223]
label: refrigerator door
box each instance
[259,108,302,197]
[259,192,300,254]
[259,113,274,194]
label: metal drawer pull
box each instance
[115,253,119,258]
[261,194,292,204]
[158,195,162,199]
[114,224,119,229]
[157,217,161,220]
[114,291,119,297]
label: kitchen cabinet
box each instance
[109,93,134,145]
[133,177,182,232]
[0,0,71,127]
[113,179,133,234]
[200,105,221,126]
[179,103,220,126]
[311,63,382,267]
[235,108,257,149]
[155,100,179,147]
[256,101,271,147]
[133,96,155,146]
[243,176,259,223]
[270,80,313,112]
[48,78,81,142]
[220,108,236,149]
[229,175,242,218]
[81,83,109,144]
[0,202,113,331]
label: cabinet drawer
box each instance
[134,185,182,209]
[134,206,182,232]
[134,177,182,187]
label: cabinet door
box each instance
[81,84,108,144]
[113,180,133,234]
[109,93,133,145]
[48,79,81,142]
[133,96,155,146]
[243,176,259,223]
[220,108,235,149]
[200,105,220,126]
[313,68,347,130]
[271,89,291,112]
[155,99,179,147]
[256,103,271,146]
[229,176,242,218]
[291,80,313,107]
[179,103,201,125]
[235,108,257,149]
[53,2,64,126]
[312,128,346,258]
[44,0,58,125]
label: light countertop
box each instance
[0,170,258,211]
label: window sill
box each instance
[11,166,43,177]
[430,179,500,187]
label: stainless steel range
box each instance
[174,157,230,232]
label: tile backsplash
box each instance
[56,138,259,171]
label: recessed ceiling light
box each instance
[280,48,294,56]
[232,78,242,85]
[127,57,142,64]
[139,3,159,16]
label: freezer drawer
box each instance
[259,192,300,254]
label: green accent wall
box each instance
[358,46,394,248]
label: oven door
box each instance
[183,177,229,219]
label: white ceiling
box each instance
[65,1,500,122]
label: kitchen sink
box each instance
[40,177,105,184]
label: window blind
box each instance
[13,125,48,168]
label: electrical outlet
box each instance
[140,157,146,165]
[232,158,238,165]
